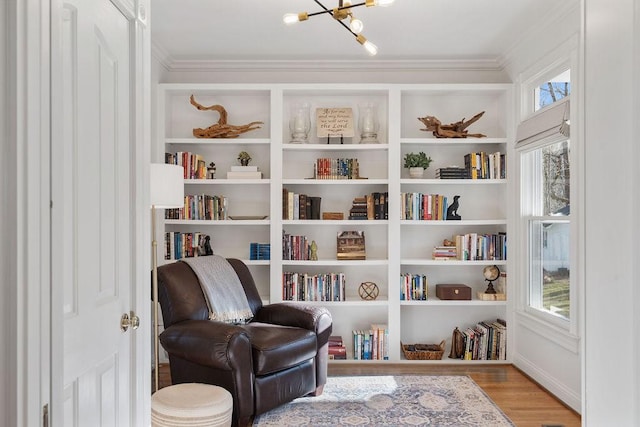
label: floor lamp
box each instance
[150,163,184,392]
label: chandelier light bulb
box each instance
[283,12,308,24]
[363,40,378,56]
[356,34,377,56]
[349,18,364,34]
[375,0,395,6]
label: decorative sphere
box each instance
[358,281,379,300]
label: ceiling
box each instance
[151,0,566,64]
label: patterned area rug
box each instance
[252,375,515,426]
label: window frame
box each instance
[519,133,572,329]
[516,55,580,341]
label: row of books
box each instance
[348,192,389,220]
[164,231,208,260]
[282,189,321,220]
[400,273,428,301]
[165,194,229,220]
[400,193,453,221]
[433,232,507,261]
[249,243,270,261]
[314,158,360,179]
[464,151,506,180]
[453,319,507,361]
[282,232,311,260]
[282,272,345,302]
[353,324,389,360]
[165,152,207,180]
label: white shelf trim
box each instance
[283,220,389,225]
[401,259,508,266]
[400,178,506,185]
[282,259,389,266]
[400,137,508,145]
[283,143,389,151]
[166,219,270,225]
[166,137,270,145]
[283,178,388,185]
[184,178,271,185]
[400,219,507,226]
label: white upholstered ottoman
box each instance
[151,383,233,427]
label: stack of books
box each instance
[348,196,368,220]
[328,336,347,360]
[435,166,468,179]
[432,245,458,260]
[227,165,262,179]
[249,243,270,260]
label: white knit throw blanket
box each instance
[182,256,253,324]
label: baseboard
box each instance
[513,354,582,413]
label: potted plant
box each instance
[237,151,252,166]
[403,152,432,178]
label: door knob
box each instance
[121,311,140,332]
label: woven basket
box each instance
[401,340,446,360]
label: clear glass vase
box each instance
[289,102,311,143]
[358,103,379,143]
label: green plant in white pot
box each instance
[403,152,433,178]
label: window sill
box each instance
[515,310,580,354]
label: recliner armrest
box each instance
[254,303,332,346]
[160,319,252,371]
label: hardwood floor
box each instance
[155,363,581,427]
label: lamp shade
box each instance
[150,163,184,208]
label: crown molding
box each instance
[152,57,504,73]
[498,0,580,70]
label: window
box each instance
[534,69,570,111]
[522,140,571,320]
[517,95,573,326]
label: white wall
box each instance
[583,0,639,424]
[502,2,583,412]
[0,1,17,426]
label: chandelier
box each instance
[283,0,395,56]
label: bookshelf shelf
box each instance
[184,179,271,185]
[158,82,512,365]
[400,300,507,307]
[166,137,271,145]
[400,137,508,145]
[400,179,506,185]
[400,219,506,226]
[166,219,270,226]
[282,259,389,267]
[283,143,389,152]
[283,179,389,185]
[283,220,389,226]
[400,259,508,266]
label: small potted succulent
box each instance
[237,151,252,166]
[403,152,432,178]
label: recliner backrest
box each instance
[157,258,264,328]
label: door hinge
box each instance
[42,404,49,427]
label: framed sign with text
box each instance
[316,107,354,138]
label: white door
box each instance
[52,0,136,425]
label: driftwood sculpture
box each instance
[190,95,263,138]
[418,111,486,138]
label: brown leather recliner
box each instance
[156,258,332,427]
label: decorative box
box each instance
[436,284,472,300]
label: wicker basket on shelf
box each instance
[401,340,446,360]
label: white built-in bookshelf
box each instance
[156,83,513,364]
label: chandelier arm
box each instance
[308,0,367,18]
